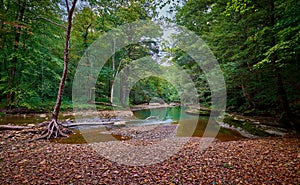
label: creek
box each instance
[0,106,245,143]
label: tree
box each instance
[176,0,300,128]
[223,0,299,127]
[39,0,78,139]
[0,0,65,110]
[89,0,159,106]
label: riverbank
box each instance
[222,113,295,137]
[0,128,299,184]
[0,103,177,125]
[1,104,297,140]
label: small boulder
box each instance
[39,114,47,118]
[114,121,126,126]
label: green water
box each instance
[0,107,245,143]
[132,106,195,121]
[57,107,245,144]
[132,107,244,141]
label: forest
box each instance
[0,0,299,120]
[0,0,300,184]
[1,0,299,127]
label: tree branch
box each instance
[66,0,70,13]
[34,16,66,29]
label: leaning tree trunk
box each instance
[38,0,77,140]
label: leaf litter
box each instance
[0,128,299,184]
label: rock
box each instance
[4,134,13,139]
[27,124,35,127]
[233,117,245,122]
[114,121,126,126]
[38,121,48,127]
[39,114,47,118]
[66,118,73,122]
[264,129,287,136]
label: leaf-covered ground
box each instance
[0,129,299,184]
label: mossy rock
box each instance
[223,115,273,137]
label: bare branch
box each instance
[66,0,70,13]
[34,16,66,29]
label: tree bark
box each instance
[52,0,77,121]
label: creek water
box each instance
[0,113,73,125]
[0,107,245,143]
[56,107,244,144]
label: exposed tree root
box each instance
[33,119,72,141]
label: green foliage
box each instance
[0,0,159,111]
[1,0,299,120]
[176,0,300,118]
[0,0,65,109]
[129,76,180,105]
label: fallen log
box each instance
[62,121,114,127]
[92,102,121,107]
[0,125,33,131]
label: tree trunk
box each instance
[110,38,116,104]
[119,67,130,107]
[83,23,91,49]
[37,0,77,140]
[268,1,298,128]
[241,78,255,109]
[6,0,25,108]
[52,0,77,121]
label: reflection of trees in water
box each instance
[133,107,185,121]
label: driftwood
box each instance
[0,125,33,131]
[93,102,112,106]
